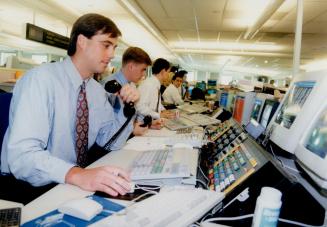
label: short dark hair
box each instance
[122,47,152,66]
[152,58,170,74]
[68,13,122,56]
[170,66,179,74]
[176,70,188,77]
[172,73,183,81]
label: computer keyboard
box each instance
[90,188,224,227]
[177,103,209,114]
[0,207,21,227]
[130,149,191,180]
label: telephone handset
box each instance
[104,80,136,117]
[140,115,152,127]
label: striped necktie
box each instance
[75,81,89,167]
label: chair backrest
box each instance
[190,87,205,101]
[0,93,12,154]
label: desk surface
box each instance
[21,149,138,224]
[21,127,327,225]
[21,137,199,224]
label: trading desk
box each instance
[21,149,134,223]
[210,138,327,226]
[20,126,327,226]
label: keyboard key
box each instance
[0,207,21,227]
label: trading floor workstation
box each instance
[2,1,327,226]
[1,69,327,227]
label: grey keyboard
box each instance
[130,149,190,180]
[0,207,21,227]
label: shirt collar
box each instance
[63,57,91,91]
[115,70,129,86]
[153,76,161,89]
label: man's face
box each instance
[162,68,170,82]
[173,77,183,88]
[83,33,118,75]
[130,62,148,83]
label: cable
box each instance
[222,187,249,210]
[198,164,209,182]
[269,144,300,181]
[131,191,157,203]
[196,179,209,189]
[134,184,160,194]
[279,218,323,227]
[202,214,323,227]
[203,213,254,223]
[269,144,284,167]
[200,188,249,223]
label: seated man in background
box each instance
[1,13,138,202]
[160,65,178,95]
[162,72,184,106]
[104,46,152,136]
[136,58,175,122]
[179,70,190,99]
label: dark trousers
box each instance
[0,174,57,205]
[0,144,113,205]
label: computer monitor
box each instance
[245,119,266,140]
[268,69,327,155]
[207,79,217,88]
[196,81,206,91]
[251,99,263,121]
[207,89,217,95]
[250,93,274,122]
[259,99,279,128]
[188,85,194,96]
[295,106,327,191]
[232,92,255,125]
[220,91,228,108]
[226,90,236,112]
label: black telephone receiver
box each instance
[140,115,152,127]
[104,80,136,117]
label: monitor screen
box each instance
[188,85,194,96]
[245,119,265,139]
[233,96,245,123]
[275,81,315,129]
[220,92,228,108]
[207,89,217,95]
[295,107,327,190]
[305,109,327,159]
[260,104,273,128]
[251,99,263,121]
[207,80,217,87]
[196,82,206,91]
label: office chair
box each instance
[0,92,12,154]
[190,87,205,101]
[0,92,57,204]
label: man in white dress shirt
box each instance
[136,58,175,120]
[162,73,184,105]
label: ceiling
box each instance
[0,0,327,79]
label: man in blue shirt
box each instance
[1,14,138,198]
[104,46,155,136]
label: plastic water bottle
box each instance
[252,187,282,227]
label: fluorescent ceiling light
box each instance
[170,41,284,52]
[244,0,285,39]
[301,59,327,72]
